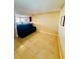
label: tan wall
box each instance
[58,6,65,53]
[32,12,60,34]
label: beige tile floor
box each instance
[14,30,60,59]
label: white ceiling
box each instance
[15,0,64,15]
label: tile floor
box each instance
[14,30,60,59]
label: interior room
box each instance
[14,0,65,59]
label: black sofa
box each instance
[17,23,36,38]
